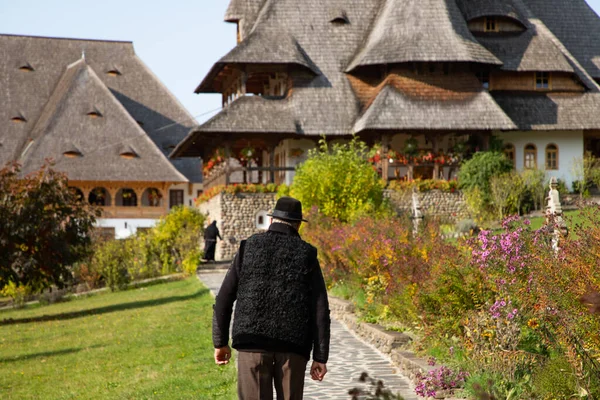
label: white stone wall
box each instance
[95,218,159,239]
[497,130,583,190]
[197,192,278,261]
[385,189,469,221]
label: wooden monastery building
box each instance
[173,0,600,192]
[0,34,202,238]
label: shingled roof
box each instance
[224,0,267,39]
[493,92,600,130]
[475,19,574,73]
[196,29,319,93]
[18,59,187,182]
[346,0,501,72]
[174,0,600,159]
[0,34,201,182]
[354,75,516,133]
[525,0,600,80]
[456,0,526,26]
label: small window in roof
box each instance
[19,63,34,72]
[63,150,82,158]
[11,115,27,123]
[484,17,498,32]
[535,72,550,90]
[87,109,103,118]
[107,68,122,77]
[329,10,349,24]
[120,151,138,159]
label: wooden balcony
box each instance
[203,166,296,189]
[99,205,168,219]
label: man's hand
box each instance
[310,361,327,381]
[214,346,232,365]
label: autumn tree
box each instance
[0,162,98,292]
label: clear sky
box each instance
[2,0,600,124]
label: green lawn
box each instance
[0,278,236,400]
[527,210,583,231]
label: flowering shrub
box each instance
[304,206,600,397]
[414,365,469,398]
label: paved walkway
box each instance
[199,270,417,400]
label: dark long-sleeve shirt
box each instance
[212,223,330,363]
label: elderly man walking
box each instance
[212,196,331,400]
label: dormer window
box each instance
[19,63,34,72]
[329,9,349,24]
[120,146,138,159]
[484,17,498,32]
[535,72,550,90]
[63,151,82,158]
[265,73,288,97]
[106,68,122,77]
[11,115,27,123]
[87,108,103,118]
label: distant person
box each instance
[203,220,222,262]
[212,196,330,400]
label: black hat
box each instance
[268,196,308,222]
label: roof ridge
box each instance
[0,33,132,44]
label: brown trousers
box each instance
[237,351,308,400]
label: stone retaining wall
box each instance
[329,296,464,400]
[199,192,277,261]
[385,189,469,221]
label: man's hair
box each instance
[272,218,301,230]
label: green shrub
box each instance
[182,248,202,276]
[0,281,32,308]
[458,152,513,216]
[290,137,385,222]
[531,355,580,399]
[151,206,205,275]
[91,239,131,291]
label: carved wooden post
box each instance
[431,135,440,180]
[545,177,568,253]
[269,146,276,184]
[381,135,390,184]
[411,187,424,236]
[224,145,231,186]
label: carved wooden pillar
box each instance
[135,187,144,208]
[381,135,391,184]
[269,146,276,184]
[224,145,231,186]
[431,135,440,180]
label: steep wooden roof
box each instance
[493,92,600,130]
[18,59,187,182]
[354,75,516,133]
[196,29,319,93]
[525,0,600,80]
[0,34,200,182]
[174,0,600,158]
[346,0,501,72]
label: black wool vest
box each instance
[232,231,315,349]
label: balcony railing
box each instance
[99,206,168,219]
[203,166,296,189]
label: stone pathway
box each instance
[199,270,417,400]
